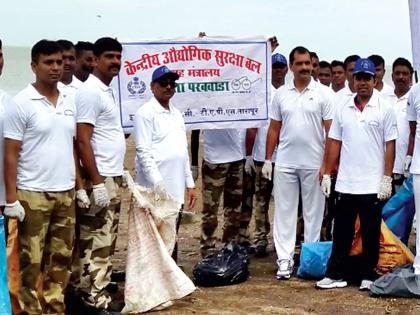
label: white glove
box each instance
[76,189,90,208]
[191,165,199,182]
[261,160,273,180]
[4,200,25,222]
[92,183,110,207]
[122,170,130,188]
[404,155,412,177]
[321,174,332,197]
[244,156,256,175]
[154,180,170,200]
[377,175,393,200]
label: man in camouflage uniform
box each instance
[200,129,244,257]
[240,53,288,257]
[74,37,125,315]
[3,40,77,315]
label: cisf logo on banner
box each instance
[127,77,147,99]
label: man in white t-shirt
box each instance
[74,41,94,83]
[318,61,332,87]
[0,38,6,210]
[200,127,244,257]
[4,40,78,315]
[331,60,346,93]
[383,58,413,191]
[74,37,126,315]
[242,53,287,257]
[334,55,360,106]
[368,54,394,95]
[317,58,397,290]
[406,80,420,275]
[134,65,196,213]
[264,46,334,279]
[57,40,83,98]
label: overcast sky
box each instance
[0,0,413,62]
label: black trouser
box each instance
[326,193,383,281]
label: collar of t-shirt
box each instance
[287,77,316,92]
[27,83,67,107]
[351,90,379,111]
[87,74,113,93]
[151,96,176,115]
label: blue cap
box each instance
[151,65,180,82]
[352,58,376,76]
[272,53,287,66]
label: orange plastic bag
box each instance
[350,217,414,276]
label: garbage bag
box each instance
[382,176,415,244]
[350,219,414,276]
[192,242,249,287]
[122,174,195,314]
[297,241,332,279]
[371,264,420,298]
[0,216,12,315]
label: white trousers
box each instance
[411,174,420,274]
[273,167,325,261]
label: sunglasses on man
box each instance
[156,79,177,88]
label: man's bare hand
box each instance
[186,188,197,210]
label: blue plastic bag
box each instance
[0,216,12,315]
[382,176,415,245]
[297,241,332,279]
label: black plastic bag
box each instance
[370,264,420,298]
[193,242,249,287]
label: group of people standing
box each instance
[0,34,419,315]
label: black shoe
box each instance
[105,281,119,294]
[254,245,268,258]
[108,301,125,312]
[64,290,83,312]
[110,270,125,282]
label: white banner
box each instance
[409,0,420,71]
[112,37,271,133]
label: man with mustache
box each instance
[4,39,77,314]
[383,58,413,191]
[264,46,334,280]
[133,65,196,226]
[74,41,94,82]
[73,37,125,315]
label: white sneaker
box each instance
[359,279,373,291]
[316,277,347,289]
[276,259,293,280]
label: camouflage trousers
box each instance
[71,176,122,309]
[17,189,75,315]
[200,159,243,257]
[239,161,273,247]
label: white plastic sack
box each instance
[122,174,196,314]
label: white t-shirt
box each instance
[270,79,334,169]
[5,84,76,191]
[252,85,278,162]
[203,129,244,164]
[333,85,355,112]
[75,74,126,177]
[383,90,410,174]
[0,90,8,204]
[330,90,398,194]
[134,97,194,204]
[407,84,420,174]
[58,75,82,101]
[378,81,394,96]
